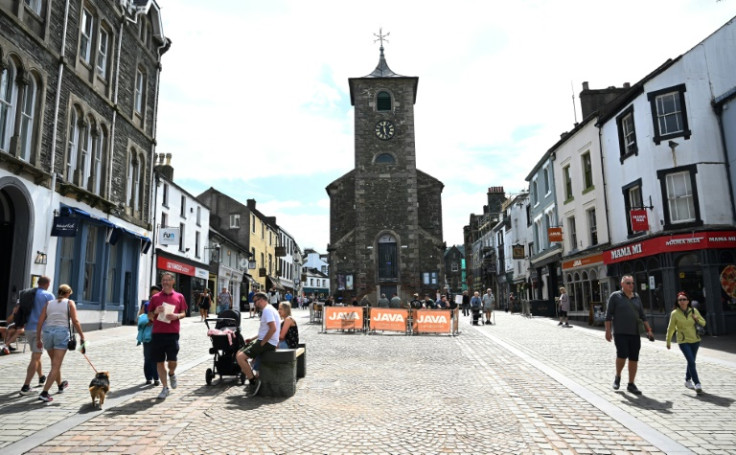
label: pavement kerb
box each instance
[1,349,213,455]
[474,325,694,455]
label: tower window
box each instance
[377,91,392,111]
[375,153,395,164]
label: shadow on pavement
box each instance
[618,392,674,414]
[103,396,159,416]
[687,392,734,407]
[222,393,287,410]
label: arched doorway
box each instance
[0,177,34,318]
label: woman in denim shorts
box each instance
[35,284,85,402]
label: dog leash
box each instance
[81,351,98,373]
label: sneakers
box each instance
[145,380,152,385]
[39,375,46,385]
[57,380,68,393]
[558,321,563,326]
[169,374,178,389]
[157,387,169,399]
[19,385,32,396]
[612,376,621,390]
[38,392,53,402]
[685,379,695,389]
[154,379,160,386]
[627,383,642,395]
[694,383,703,395]
[246,377,261,397]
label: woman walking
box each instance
[35,284,85,402]
[198,289,211,321]
[666,291,706,394]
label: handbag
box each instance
[67,300,77,351]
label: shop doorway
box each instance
[0,181,33,318]
[677,253,705,314]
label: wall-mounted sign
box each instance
[548,227,563,243]
[630,209,649,232]
[51,216,78,237]
[512,244,525,260]
[159,227,180,245]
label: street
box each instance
[1,310,735,455]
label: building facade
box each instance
[0,0,169,329]
[327,44,445,304]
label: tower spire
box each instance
[368,28,399,78]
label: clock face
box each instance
[374,120,395,140]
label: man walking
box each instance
[389,293,401,309]
[605,275,653,395]
[217,287,232,314]
[236,292,280,397]
[148,272,188,400]
[18,276,54,396]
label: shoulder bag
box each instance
[67,301,77,351]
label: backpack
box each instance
[15,288,39,328]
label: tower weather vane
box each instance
[373,28,389,48]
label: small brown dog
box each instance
[89,371,110,409]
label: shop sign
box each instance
[548,227,563,243]
[51,216,78,237]
[630,209,649,232]
[157,256,194,277]
[512,244,525,260]
[159,227,179,245]
[194,267,208,279]
[562,253,604,270]
[412,309,452,334]
[604,230,736,264]
[369,308,408,332]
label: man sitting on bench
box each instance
[236,292,280,397]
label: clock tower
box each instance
[327,37,445,304]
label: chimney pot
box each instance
[582,81,589,90]
[165,153,172,165]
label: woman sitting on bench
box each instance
[278,302,299,349]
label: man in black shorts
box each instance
[148,272,188,399]
[605,275,653,395]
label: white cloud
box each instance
[158,0,733,249]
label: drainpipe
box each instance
[43,0,72,275]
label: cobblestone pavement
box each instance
[1,310,734,455]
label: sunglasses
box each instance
[677,298,688,301]
[623,281,634,285]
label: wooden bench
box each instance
[258,343,306,397]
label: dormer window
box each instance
[375,153,395,164]
[377,91,392,111]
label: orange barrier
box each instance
[369,308,409,332]
[323,306,364,331]
[412,309,452,334]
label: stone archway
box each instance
[0,176,34,317]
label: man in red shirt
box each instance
[147,272,188,399]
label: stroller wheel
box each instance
[239,372,246,385]
[205,368,214,385]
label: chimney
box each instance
[579,81,630,118]
[155,153,174,180]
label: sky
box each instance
[155,0,734,253]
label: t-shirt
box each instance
[559,293,570,312]
[26,288,55,330]
[218,292,232,308]
[258,304,281,346]
[148,290,188,334]
[605,290,645,336]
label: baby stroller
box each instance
[204,309,246,385]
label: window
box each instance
[196,206,201,226]
[180,195,186,217]
[66,109,80,181]
[563,165,573,201]
[57,236,75,286]
[195,231,201,258]
[162,183,169,206]
[0,61,18,152]
[657,166,701,228]
[91,126,106,195]
[543,167,550,194]
[378,234,397,279]
[229,214,240,229]
[161,212,167,228]
[451,262,458,272]
[587,208,598,246]
[375,153,395,164]
[568,216,577,251]
[24,0,43,15]
[106,242,118,302]
[127,152,140,211]
[134,69,145,115]
[79,8,94,65]
[179,222,185,252]
[251,214,256,233]
[80,118,92,189]
[622,179,643,236]
[83,225,98,301]
[616,106,637,159]
[647,84,690,144]
[532,180,538,205]
[376,91,392,111]
[582,152,593,190]
[19,75,37,161]
[97,27,110,79]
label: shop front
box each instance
[155,252,209,316]
[217,264,243,308]
[561,252,611,322]
[604,230,736,335]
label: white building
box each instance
[598,17,736,334]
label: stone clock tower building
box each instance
[327,42,445,303]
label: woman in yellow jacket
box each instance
[666,291,706,394]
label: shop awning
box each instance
[266,276,286,292]
[60,206,152,253]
